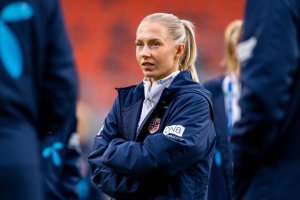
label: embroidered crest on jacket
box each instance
[148,117,160,134]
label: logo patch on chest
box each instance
[148,117,160,134]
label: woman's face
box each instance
[136,22,181,82]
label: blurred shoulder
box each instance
[202,75,225,92]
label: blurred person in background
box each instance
[89,12,216,199]
[76,101,108,200]
[0,0,77,199]
[203,20,243,200]
[231,0,300,200]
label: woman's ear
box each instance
[175,44,185,59]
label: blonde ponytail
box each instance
[180,20,199,82]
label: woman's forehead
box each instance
[136,22,170,40]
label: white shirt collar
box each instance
[143,71,180,106]
[138,71,180,129]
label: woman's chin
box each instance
[143,71,155,78]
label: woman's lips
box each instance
[142,62,154,70]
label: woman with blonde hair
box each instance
[203,20,243,200]
[89,12,216,199]
[224,20,243,78]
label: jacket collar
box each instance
[116,70,212,111]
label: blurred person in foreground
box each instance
[89,12,216,199]
[0,0,78,199]
[203,19,243,200]
[231,1,300,200]
[41,108,82,200]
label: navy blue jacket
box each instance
[231,0,300,199]
[41,109,81,200]
[203,76,232,200]
[89,71,216,200]
[0,0,77,167]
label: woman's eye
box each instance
[136,42,143,47]
[151,42,160,46]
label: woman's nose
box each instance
[139,46,151,57]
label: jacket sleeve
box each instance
[88,98,145,198]
[41,0,78,133]
[231,0,300,166]
[102,93,216,181]
[41,108,81,199]
[60,116,82,199]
